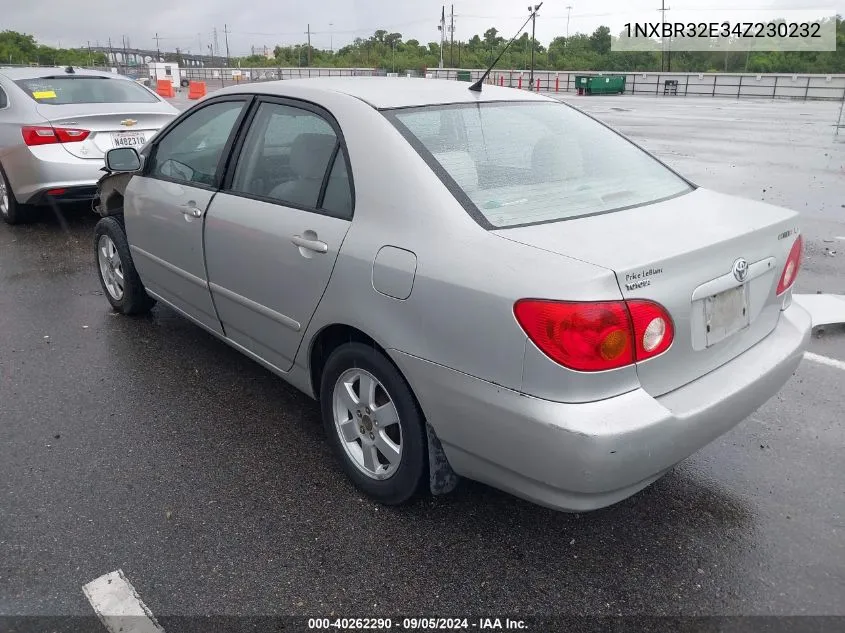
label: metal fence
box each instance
[13,63,845,101]
[425,69,845,101]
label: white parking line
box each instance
[82,569,165,633]
[804,352,845,372]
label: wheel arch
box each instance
[306,322,460,497]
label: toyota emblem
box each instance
[732,258,749,282]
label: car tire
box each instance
[320,342,427,505]
[94,216,156,315]
[0,162,33,225]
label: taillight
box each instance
[22,125,90,146]
[514,299,674,372]
[627,300,674,361]
[776,235,803,296]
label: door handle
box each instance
[180,202,203,218]
[291,235,328,254]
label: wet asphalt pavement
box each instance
[1,95,844,620]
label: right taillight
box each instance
[776,235,803,296]
[513,299,675,372]
[22,125,90,146]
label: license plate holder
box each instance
[704,284,750,347]
[112,131,146,148]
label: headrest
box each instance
[290,133,337,179]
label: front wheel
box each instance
[320,343,427,505]
[94,217,155,315]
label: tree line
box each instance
[256,19,844,74]
[2,19,843,75]
[0,31,108,67]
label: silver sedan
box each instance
[0,66,178,224]
[93,78,810,512]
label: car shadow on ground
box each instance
[101,301,755,582]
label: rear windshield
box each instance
[387,101,692,228]
[14,76,159,105]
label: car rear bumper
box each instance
[0,144,105,204]
[390,301,811,512]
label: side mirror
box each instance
[105,147,142,172]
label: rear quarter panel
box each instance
[281,89,627,395]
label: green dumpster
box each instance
[576,75,626,95]
[456,70,472,82]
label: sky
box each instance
[4,0,843,57]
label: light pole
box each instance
[392,40,396,72]
[527,3,542,90]
[329,22,333,53]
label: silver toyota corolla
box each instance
[0,66,178,224]
[93,78,810,512]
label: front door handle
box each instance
[291,235,328,254]
[180,202,203,218]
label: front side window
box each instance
[14,77,160,105]
[149,101,245,187]
[388,101,692,228]
[231,102,349,214]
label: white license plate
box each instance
[112,131,146,148]
[704,285,750,347]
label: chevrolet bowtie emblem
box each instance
[120,119,137,127]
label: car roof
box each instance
[215,76,555,110]
[0,66,132,81]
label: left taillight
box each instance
[22,125,90,146]
[513,299,674,372]
[776,235,803,296]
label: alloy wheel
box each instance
[97,234,125,301]
[332,368,403,480]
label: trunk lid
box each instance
[498,188,801,397]
[36,104,175,159]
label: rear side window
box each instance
[0,86,7,108]
[230,102,352,217]
[13,77,159,105]
[388,101,692,228]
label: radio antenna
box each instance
[469,2,542,92]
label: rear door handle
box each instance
[180,202,203,218]
[291,235,328,254]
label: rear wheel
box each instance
[0,163,32,225]
[94,217,155,315]
[320,343,427,505]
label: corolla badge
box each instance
[732,257,749,282]
[120,119,137,127]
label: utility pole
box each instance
[87,41,92,66]
[213,27,220,57]
[658,0,670,71]
[224,24,231,67]
[305,24,312,66]
[438,6,445,68]
[108,37,115,66]
[528,3,542,90]
[154,33,162,61]
[208,43,214,67]
[449,4,455,67]
[566,5,573,38]
[329,22,334,53]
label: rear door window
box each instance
[229,102,348,213]
[14,77,160,104]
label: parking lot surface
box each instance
[1,93,844,620]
